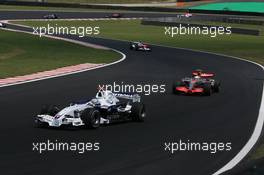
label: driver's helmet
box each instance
[96,90,119,104]
[96,90,104,99]
[193,69,202,78]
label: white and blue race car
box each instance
[0,22,6,28]
[35,90,146,129]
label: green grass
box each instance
[0,29,120,78]
[14,19,264,65]
[190,2,264,13]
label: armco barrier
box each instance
[223,18,264,25]
[141,20,261,36]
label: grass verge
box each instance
[251,144,264,160]
[0,29,120,78]
[14,19,264,65]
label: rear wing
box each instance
[192,71,214,78]
[113,93,141,103]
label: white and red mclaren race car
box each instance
[130,42,151,52]
[172,69,220,96]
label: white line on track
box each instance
[152,43,264,175]
[84,36,264,175]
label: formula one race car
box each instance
[177,13,193,18]
[0,22,6,28]
[130,42,151,51]
[43,14,58,19]
[172,70,220,96]
[105,13,122,18]
[35,90,146,129]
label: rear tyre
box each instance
[213,81,220,93]
[131,103,146,122]
[203,83,212,96]
[81,108,101,129]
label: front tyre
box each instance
[172,82,183,94]
[172,83,177,94]
[34,118,47,128]
[40,105,60,116]
[130,44,136,50]
[131,103,146,122]
[81,108,101,129]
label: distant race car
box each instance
[172,70,220,96]
[179,13,193,18]
[43,14,58,19]
[183,13,193,18]
[35,90,146,129]
[130,42,151,51]
[0,22,6,28]
[105,13,122,18]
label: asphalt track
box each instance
[0,11,264,175]
[0,10,262,20]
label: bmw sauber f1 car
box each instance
[35,90,146,129]
[43,14,58,19]
[172,70,220,96]
[0,22,6,28]
[130,42,151,51]
[105,13,122,18]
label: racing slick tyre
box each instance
[130,45,135,50]
[40,105,60,116]
[202,83,212,96]
[130,45,137,50]
[34,119,47,128]
[172,82,183,94]
[172,84,177,94]
[81,108,101,129]
[131,102,146,122]
[213,81,220,93]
